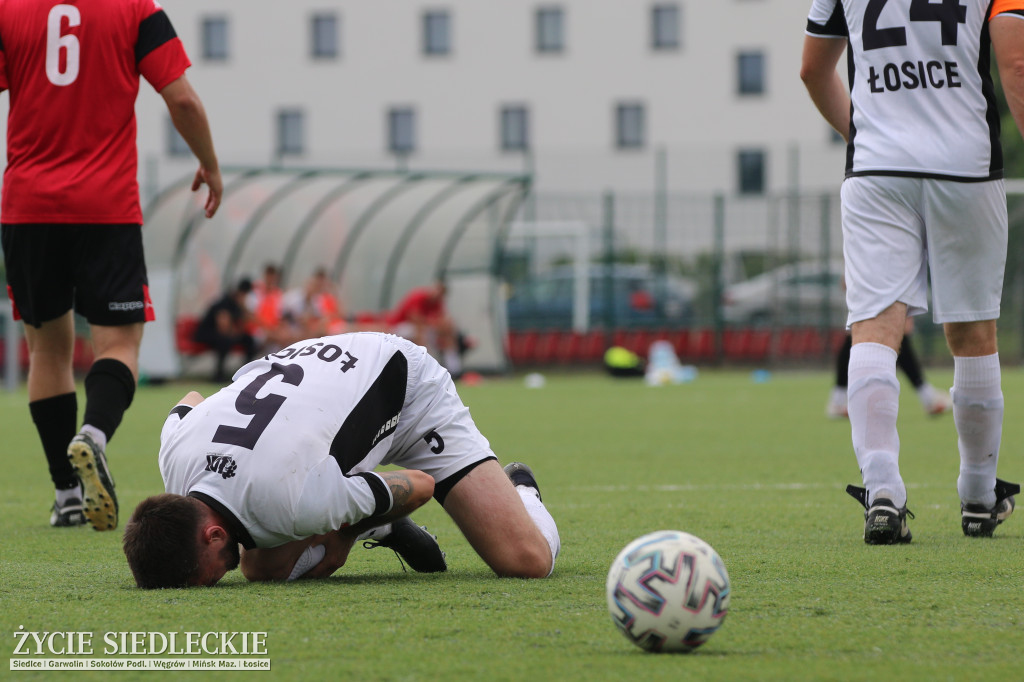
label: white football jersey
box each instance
[807,0,1024,180]
[159,333,417,548]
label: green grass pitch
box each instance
[2,367,1023,680]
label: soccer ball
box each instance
[606,530,730,653]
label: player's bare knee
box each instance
[492,542,552,579]
[29,350,76,369]
[944,320,997,357]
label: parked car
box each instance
[505,264,695,330]
[721,260,846,327]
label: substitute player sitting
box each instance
[386,280,464,376]
[123,332,559,587]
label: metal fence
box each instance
[6,186,1024,388]
[501,187,1024,367]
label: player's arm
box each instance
[800,35,850,143]
[159,391,206,445]
[241,533,333,582]
[992,14,1024,140]
[242,470,435,581]
[297,470,436,578]
[160,75,222,219]
[347,470,435,531]
[176,391,206,408]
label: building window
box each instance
[166,117,191,157]
[423,11,451,56]
[737,51,765,95]
[201,16,229,61]
[311,13,339,59]
[615,102,646,150]
[535,7,564,54]
[388,107,416,154]
[277,109,305,156]
[500,105,530,151]
[651,4,680,50]
[738,149,766,194]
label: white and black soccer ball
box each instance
[606,530,730,653]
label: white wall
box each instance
[125,0,848,202]
[0,2,847,201]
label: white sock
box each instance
[356,523,392,542]
[55,485,82,506]
[516,487,560,576]
[953,354,1002,507]
[80,424,107,453]
[829,386,848,408]
[848,343,905,507]
[287,544,326,581]
[443,349,462,376]
[916,383,938,408]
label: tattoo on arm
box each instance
[345,470,430,533]
[382,471,414,510]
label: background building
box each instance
[12,1,1024,376]
[122,0,845,200]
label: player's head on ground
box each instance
[123,493,240,588]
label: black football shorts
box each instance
[2,223,154,328]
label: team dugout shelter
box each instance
[140,167,529,379]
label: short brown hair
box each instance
[122,494,202,589]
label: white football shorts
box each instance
[370,335,495,483]
[840,176,1006,326]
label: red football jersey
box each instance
[386,287,446,325]
[0,0,191,223]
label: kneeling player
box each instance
[123,332,560,587]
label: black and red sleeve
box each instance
[136,3,191,91]
[0,31,8,92]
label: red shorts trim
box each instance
[6,285,22,321]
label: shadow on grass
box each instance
[118,566,514,592]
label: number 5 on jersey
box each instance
[213,364,305,450]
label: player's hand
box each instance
[301,531,355,579]
[192,165,223,219]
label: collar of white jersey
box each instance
[188,491,257,550]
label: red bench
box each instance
[0,336,94,372]
[175,317,210,355]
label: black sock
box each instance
[835,334,852,389]
[897,334,926,389]
[82,358,136,443]
[29,393,79,489]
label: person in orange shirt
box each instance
[281,268,347,338]
[248,264,301,351]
